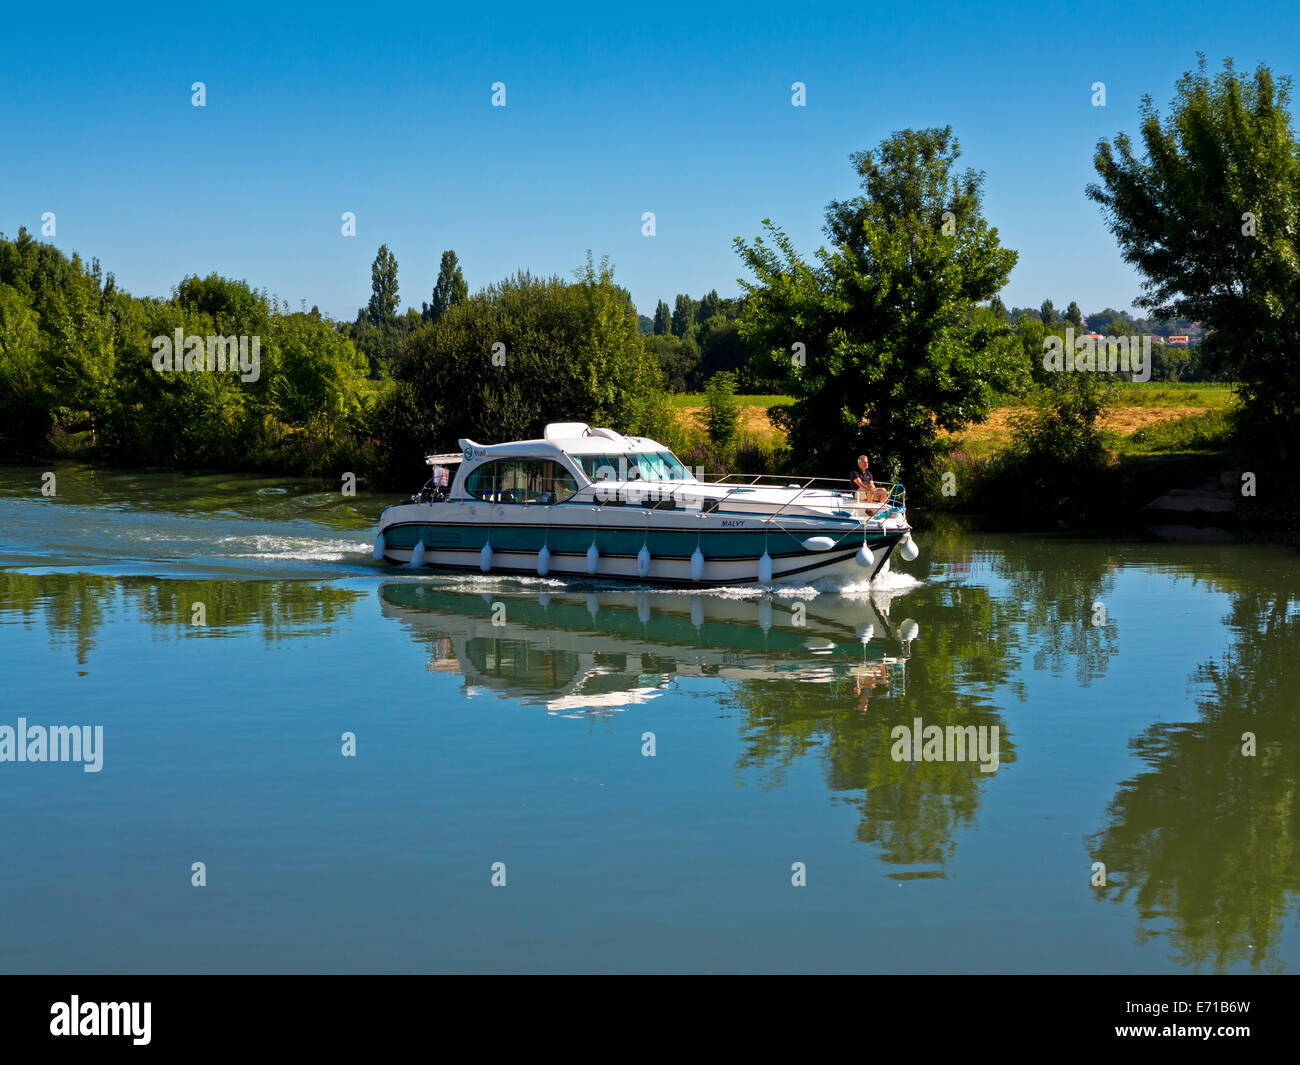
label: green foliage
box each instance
[1089,56,1300,459]
[734,127,1020,480]
[652,299,672,335]
[378,255,662,485]
[703,370,740,449]
[1126,408,1232,453]
[671,293,696,338]
[423,250,468,324]
[979,374,1114,524]
[0,230,372,476]
[644,332,695,392]
[366,244,399,328]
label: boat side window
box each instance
[464,461,500,501]
[576,454,618,482]
[468,459,578,504]
[574,451,693,483]
[657,451,692,480]
[542,460,579,503]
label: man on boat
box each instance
[851,455,888,504]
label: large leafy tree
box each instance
[1088,56,1300,458]
[734,127,1019,480]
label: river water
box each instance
[1,462,1297,973]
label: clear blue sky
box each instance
[3,0,1297,322]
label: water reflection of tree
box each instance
[732,582,1020,875]
[1088,565,1300,973]
[0,572,362,662]
[131,579,361,641]
[0,572,113,665]
[729,531,1132,873]
[988,537,1120,687]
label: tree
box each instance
[671,293,695,338]
[652,299,672,335]
[423,249,468,324]
[379,256,662,484]
[366,244,399,328]
[734,127,1020,480]
[1088,56,1300,457]
[1065,301,1084,329]
[1039,299,1056,326]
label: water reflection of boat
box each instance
[379,583,918,714]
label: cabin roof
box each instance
[458,424,667,459]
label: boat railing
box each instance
[691,472,906,525]
[579,471,906,527]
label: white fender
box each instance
[758,551,773,583]
[637,545,651,578]
[758,599,773,633]
[373,533,386,561]
[480,543,493,572]
[899,535,919,561]
[858,623,874,643]
[900,619,920,642]
[856,543,875,568]
[690,597,704,627]
[636,593,651,624]
[537,545,551,576]
[586,543,600,575]
[690,547,705,581]
[801,536,836,551]
[409,540,426,568]
[587,593,600,619]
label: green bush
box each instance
[974,379,1113,525]
[703,370,740,450]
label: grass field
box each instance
[664,393,793,409]
[667,385,1237,460]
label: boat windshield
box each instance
[574,451,693,483]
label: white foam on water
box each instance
[869,570,924,594]
[411,574,572,591]
[218,534,370,561]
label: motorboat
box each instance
[373,422,919,586]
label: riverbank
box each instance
[665,386,1293,538]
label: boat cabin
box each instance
[435,423,697,506]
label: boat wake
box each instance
[220,535,372,562]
